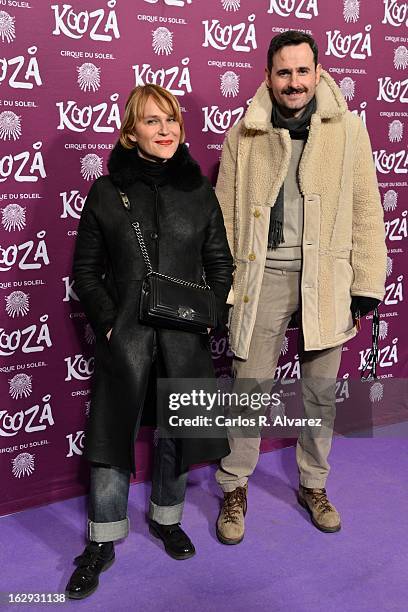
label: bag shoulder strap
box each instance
[118,189,131,210]
[117,188,210,291]
[117,188,153,274]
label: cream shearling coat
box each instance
[216,71,387,359]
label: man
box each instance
[215,30,386,543]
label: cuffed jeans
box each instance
[215,269,343,492]
[88,333,188,543]
[88,437,188,543]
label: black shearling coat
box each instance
[73,143,233,474]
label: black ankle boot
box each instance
[149,520,195,560]
[66,541,115,599]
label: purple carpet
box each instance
[1,433,407,611]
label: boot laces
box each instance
[309,489,333,514]
[75,545,110,573]
[222,487,247,524]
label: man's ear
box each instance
[265,66,271,88]
[315,63,322,85]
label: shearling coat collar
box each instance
[243,70,348,132]
[107,141,204,191]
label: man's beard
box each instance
[278,87,309,116]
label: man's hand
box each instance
[351,297,380,320]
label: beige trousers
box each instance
[216,269,342,491]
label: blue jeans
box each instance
[88,332,188,542]
[88,436,188,542]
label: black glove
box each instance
[350,296,380,320]
[215,304,232,335]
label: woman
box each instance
[66,84,233,599]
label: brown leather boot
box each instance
[216,484,247,545]
[298,485,341,533]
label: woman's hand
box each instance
[106,328,112,341]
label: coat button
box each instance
[253,209,261,218]
[243,295,250,303]
[150,232,158,240]
[248,253,256,261]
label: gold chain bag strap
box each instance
[118,189,217,334]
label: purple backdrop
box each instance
[0,0,407,516]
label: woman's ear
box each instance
[128,134,137,143]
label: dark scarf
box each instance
[268,97,316,250]
[134,146,170,186]
[108,142,204,191]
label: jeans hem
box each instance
[88,517,129,542]
[149,500,184,525]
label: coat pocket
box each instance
[334,258,354,335]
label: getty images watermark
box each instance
[156,377,408,440]
[157,378,330,439]
[166,388,322,429]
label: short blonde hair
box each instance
[119,84,185,149]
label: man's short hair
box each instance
[267,30,319,71]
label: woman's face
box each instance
[129,96,181,160]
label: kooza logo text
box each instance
[0,142,46,184]
[202,103,248,134]
[267,0,319,19]
[56,94,121,133]
[385,277,404,306]
[65,354,95,381]
[382,0,408,27]
[385,210,408,242]
[0,46,42,90]
[60,190,86,220]
[325,25,372,60]
[377,77,408,104]
[274,354,301,382]
[0,231,49,272]
[202,14,257,52]
[66,430,85,457]
[133,58,192,96]
[0,315,52,358]
[51,1,120,41]
[359,338,399,370]
[335,376,350,404]
[62,276,79,302]
[373,149,408,174]
[0,395,54,438]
